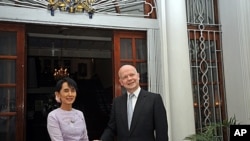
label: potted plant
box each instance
[184,115,238,141]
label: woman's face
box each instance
[56,82,76,106]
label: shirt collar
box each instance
[127,87,141,98]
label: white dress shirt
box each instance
[127,87,141,110]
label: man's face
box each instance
[119,66,140,93]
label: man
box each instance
[100,65,168,141]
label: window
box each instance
[186,0,228,140]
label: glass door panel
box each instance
[135,38,147,60]
[120,38,132,59]
[0,87,16,140]
[0,116,16,141]
[0,31,17,55]
[0,88,16,112]
[0,60,16,83]
[136,63,147,84]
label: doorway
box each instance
[25,24,113,141]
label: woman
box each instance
[47,77,89,141]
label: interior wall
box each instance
[71,58,93,79]
[219,0,250,124]
[94,59,112,89]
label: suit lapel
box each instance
[120,93,129,131]
[129,89,147,134]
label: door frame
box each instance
[0,22,26,141]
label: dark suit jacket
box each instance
[101,89,168,141]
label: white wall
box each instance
[219,0,250,124]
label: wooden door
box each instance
[113,30,147,97]
[0,23,26,141]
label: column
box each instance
[159,0,196,140]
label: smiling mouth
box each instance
[66,98,74,101]
[128,82,133,85]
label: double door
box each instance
[0,23,147,141]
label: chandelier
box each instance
[54,67,69,80]
[53,44,69,80]
[48,0,96,18]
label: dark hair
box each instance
[55,77,78,92]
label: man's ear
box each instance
[119,79,124,86]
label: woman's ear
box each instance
[55,92,61,103]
